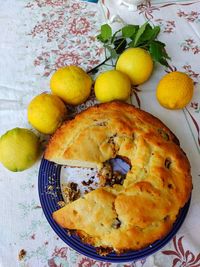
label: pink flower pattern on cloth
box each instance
[27,0,104,77]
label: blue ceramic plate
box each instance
[38,158,191,263]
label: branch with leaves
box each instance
[87,22,170,74]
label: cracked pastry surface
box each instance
[45,101,192,253]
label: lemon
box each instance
[0,128,40,172]
[94,70,131,103]
[50,66,92,105]
[28,93,67,134]
[156,71,194,109]
[116,47,153,85]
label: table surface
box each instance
[0,0,200,266]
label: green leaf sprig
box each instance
[87,22,170,74]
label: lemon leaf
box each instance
[149,41,163,61]
[122,25,139,38]
[100,24,112,42]
[138,25,160,45]
[149,41,170,66]
[114,38,127,54]
[133,22,148,47]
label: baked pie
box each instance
[45,101,192,253]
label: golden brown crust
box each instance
[45,101,192,253]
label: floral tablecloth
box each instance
[0,0,200,266]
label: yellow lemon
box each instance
[0,128,40,172]
[28,93,67,134]
[116,47,153,85]
[94,69,131,103]
[50,65,92,105]
[156,71,194,109]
